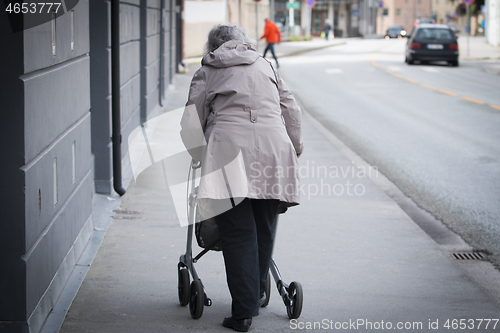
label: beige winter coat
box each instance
[181,40,303,211]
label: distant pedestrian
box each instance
[260,18,281,68]
[324,20,332,40]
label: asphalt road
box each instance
[279,39,500,265]
[55,44,500,333]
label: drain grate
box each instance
[451,252,484,260]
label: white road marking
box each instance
[326,68,343,74]
[422,67,441,73]
[388,66,403,72]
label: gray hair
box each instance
[205,25,255,54]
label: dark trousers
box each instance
[215,198,279,320]
[263,43,279,67]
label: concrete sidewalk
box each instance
[46,39,500,333]
[458,36,500,61]
[270,37,346,58]
[183,37,346,65]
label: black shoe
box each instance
[222,317,252,332]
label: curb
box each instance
[182,41,347,65]
[278,41,346,58]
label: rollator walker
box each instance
[177,160,304,319]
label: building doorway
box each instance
[312,10,329,35]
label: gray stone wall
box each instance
[0,0,179,331]
[91,0,177,194]
[1,1,93,332]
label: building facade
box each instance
[0,1,180,332]
[376,0,432,34]
[432,0,460,24]
[183,0,270,58]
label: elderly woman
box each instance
[181,25,303,332]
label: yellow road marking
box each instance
[461,96,485,105]
[370,43,395,67]
[421,84,437,90]
[438,90,457,97]
[370,43,492,108]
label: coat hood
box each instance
[201,40,259,68]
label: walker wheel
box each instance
[189,280,204,319]
[177,265,190,306]
[260,272,271,308]
[286,281,303,319]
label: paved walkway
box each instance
[42,37,500,333]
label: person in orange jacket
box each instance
[260,18,281,68]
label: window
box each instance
[276,0,287,10]
[396,8,401,17]
[417,28,454,40]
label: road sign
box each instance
[286,2,300,9]
[378,1,383,7]
[306,0,316,7]
[352,9,360,16]
[462,0,474,4]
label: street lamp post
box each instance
[254,0,260,52]
[466,3,469,55]
[461,0,475,56]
